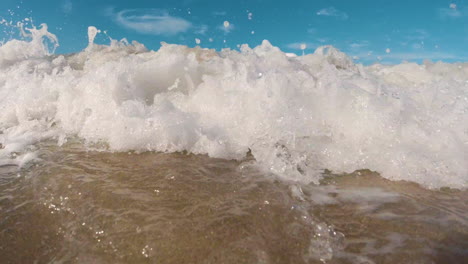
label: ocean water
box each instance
[0,24,467,263]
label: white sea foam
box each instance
[0,24,467,188]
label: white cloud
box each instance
[108,8,192,35]
[286,42,319,50]
[349,41,370,49]
[194,25,208,35]
[213,11,227,16]
[316,7,348,20]
[437,7,465,18]
[62,0,72,14]
[406,29,429,40]
[412,43,423,49]
[317,38,329,43]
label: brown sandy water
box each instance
[0,142,467,264]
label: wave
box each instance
[0,24,466,189]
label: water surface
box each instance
[1,142,466,263]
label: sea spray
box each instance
[0,25,466,189]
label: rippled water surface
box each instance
[0,142,467,264]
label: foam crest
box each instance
[0,25,466,189]
[0,22,58,65]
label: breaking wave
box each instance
[0,24,466,189]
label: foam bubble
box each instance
[0,25,467,189]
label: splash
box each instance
[0,24,466,189]
[87,26,101,49]
[0,21,58,64]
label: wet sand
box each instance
[1,142,467,263]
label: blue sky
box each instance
[1,0,468,64]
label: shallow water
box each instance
[1,142,466,264]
